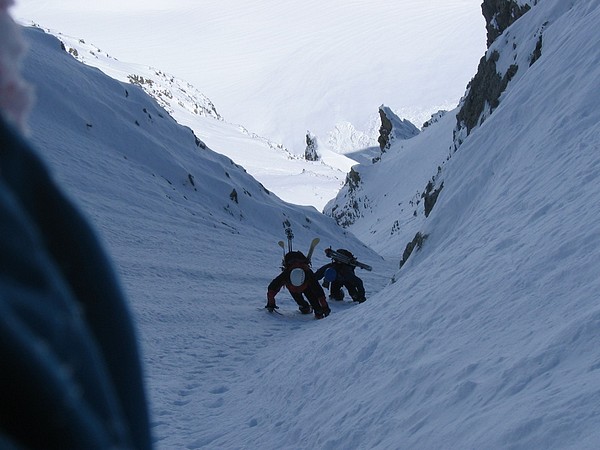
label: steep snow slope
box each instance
[18,0,600,447]
[20,27,393,449]
[20,25,388,298]
[317,0,600,448]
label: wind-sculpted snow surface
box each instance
[326,0,600,448]
[16,0,600,448]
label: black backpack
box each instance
[336,249,354,259]
[284,251,309,268]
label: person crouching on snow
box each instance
[266,251,331,319]
[315,249,366,303]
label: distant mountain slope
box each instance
[24,24,356,210]
[21,26,374,254]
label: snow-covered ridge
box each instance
[27,22,306,162]
[51,25,222,122]
[332,0,548,247]
[22,22,359,210]
[20,25,375,262]
[453,0,550,149]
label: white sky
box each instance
[13,0,486,152]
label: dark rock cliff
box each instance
[482,0,534,47]
[453,0,537,149]
[377,105,420,152]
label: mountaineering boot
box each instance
[299,305,312,314]
[330,290,344,301]
[314,303,331,319]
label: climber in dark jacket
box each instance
[315,249,366,303]
[0,7,152,449]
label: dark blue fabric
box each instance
[324,267,337,282]
[0,115,152,449]
[315,261,366,299]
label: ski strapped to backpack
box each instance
[325,247,372,271]
[306,237,320,263]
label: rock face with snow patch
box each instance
[481,0,534,47]
[454,50,518,143]
[453,0,538,149]
[304,131,319,161]
[377,105,420,152]
[326,167,369,228]
[422,110,447,129]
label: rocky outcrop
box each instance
[326,168,370,228]
[482,0,534,47]
[422,110,447,129]
[454,51,518,142]
[453,0,536,149]
[423,177,444,218]
[377,105,420,152]
[399,232,428,269]
[304,131,319,161]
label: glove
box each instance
[319,298,331,317]
[266,291,278,312]
[265,303,279,312]
[351,294,366,303]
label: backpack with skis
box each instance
[263,225,329,319]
